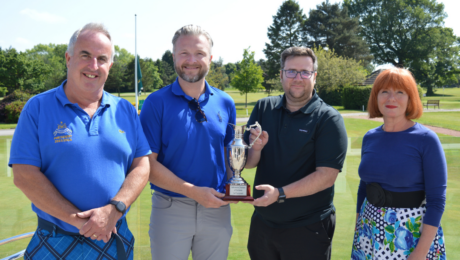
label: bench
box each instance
[424,100,440,109]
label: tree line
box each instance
[1,0,459,101]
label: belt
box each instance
[366,182,425,208]
[37,217,128,260]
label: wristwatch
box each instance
[277,187,286,203]
[110,200,127,214]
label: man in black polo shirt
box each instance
[243,46,347,260]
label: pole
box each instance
[134,14,138,112]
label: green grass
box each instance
[415,112,460,131]
[0,123,17,129]
[422,87,460,109]
[2,121,460,259]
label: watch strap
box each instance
[277,187,286,203]
[110,200,126,214]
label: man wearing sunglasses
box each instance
[140,25,236,260]
[243,47,348,260]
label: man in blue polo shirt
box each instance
[140,25,236,260]
[10,23,151,260]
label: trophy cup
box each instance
[222,122,262,201]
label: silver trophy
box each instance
[222,121,262,201]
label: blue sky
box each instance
[1,0,459,64]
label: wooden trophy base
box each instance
[222,183,254,201]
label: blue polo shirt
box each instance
[140,78,236,197]
[9,80,151,233]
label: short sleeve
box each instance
[139,96,162,154]
[9,99,42,168]
[314,112,348,170]
[133,107,152,158]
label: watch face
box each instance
[112,201,126,213]
[117,202,126,213]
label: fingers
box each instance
[77,209,93,219]
[211,189,225,198]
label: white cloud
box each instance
[20,9,66,23]
[16,37,32,45]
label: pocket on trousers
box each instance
[304,220,331,244]
[152,192,173,209]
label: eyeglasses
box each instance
[188,98,207,123]
[282,70,315,79]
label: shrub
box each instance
[417,85,423,100]
[317,86,343,106]
[0,87,7,97]
[0,90,33,122]
[5,101,26,123]
[342,85,372,110]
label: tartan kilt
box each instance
[24,218,134,260]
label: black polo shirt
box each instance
[244,91,347,228]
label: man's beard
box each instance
[175,63,209,83]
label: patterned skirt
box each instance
[351,198,446,260]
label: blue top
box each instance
[140,78,236,197]
[9,81,152,232]
[357,123,447,226]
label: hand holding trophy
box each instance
[222,122,262,201]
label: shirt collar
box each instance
[56,80,110,108]
[275,89,321,114]
[171,77,214,102]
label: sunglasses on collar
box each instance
[188,98,207,123]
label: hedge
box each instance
[342,85,372,110]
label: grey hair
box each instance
[172,24,213,54]
[280,46,318,71]
[66,23,115,62]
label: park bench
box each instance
[424,100,440,109]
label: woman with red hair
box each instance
[351,68,447,260]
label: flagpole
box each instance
[134,14,138,111]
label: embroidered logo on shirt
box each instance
[299,129,309,133]
[119,129,125,134]
[54,122,73,143]
[217,111,223,122]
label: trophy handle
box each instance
[246,121,262,149]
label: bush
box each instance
[342,85,372,110]
[0,90,33,122]
[417,85,423,100]
[5,101,26,123]
[317,86,343,106]
[0,87,7,97]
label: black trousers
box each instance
[247,212,336,260]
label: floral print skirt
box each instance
[351,198,446,260]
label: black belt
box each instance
[37,217,128,260]
[366,183,425,208]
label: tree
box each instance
[264,0,306,80]
[231,48,264,108]
[314,46,367,105]
[0,48,51,94]
[161,50,174,69]
[345,0,459,95]
[411,27,460,95]
[206,63,228,90]
[302,1,373,70]
[105,46,134,95]
[26,43,68,90]
[155,59,176,87]
[224,62,237,85]
[140,58,163,92]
